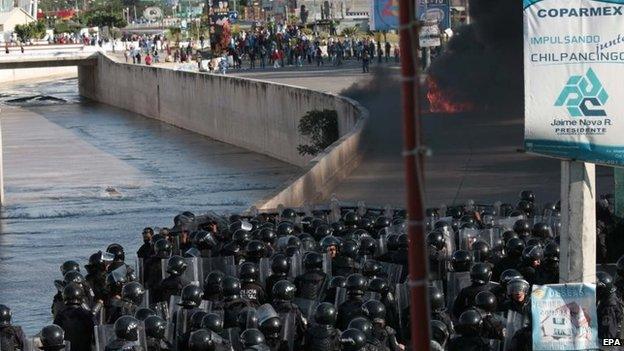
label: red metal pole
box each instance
[398,0,430,349]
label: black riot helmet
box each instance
[191,311,210,331]
[471,241,490,262]
[397,234,408,249]
[166,255,188,276]
[457,309,482,337]
[245,240,267,261]
[597,271,615,299]
[106,243,125,262]
[502,230,519,243]
[320,235,341,251]
[270,254,290,275]
[470,263,492,285]
[474,291,497,313]
[281,208,297,221]
[237,307,259,330]
[60,261,80,276]
[505,238,525,258]
[520,190,536,203]
[430,320,449,347]
[239,262,259,283]
[144,315,167,340]
[386,234,400,251]
[374,216,392,230]
[544,242,560,261]
[532,222,552,239]
[426,231,446,250]
[122,282,146,306]
[516,200,535,217]
[340,328,367,351]
[193,231,217,250]
[106,270,127,295]
[506,278,530,298]
[343,212,360,227]
[259,227,277,245]
[39,325,65,351]
[272,280,296,301]
[331,222,346,235]
[500,269,523,287]
[0,305,11,326]
[522,245,544,265]
[340,240,360,259]
[222,276,241,299]
[276,221,295,237]
[134,308,157,321]
[451,250,472,272]
[114,315,140,341]
[188,329,215,351]
[259,316,281,338]
[368,277,390,295]
[240,328,266,348]
[204,270,225,296]
[428,286,445,312]
[314,302,338,326]
[362,299,386,323]
[303,252,324,271]
[359,236,377,256]
[154,239,172,258]
[512,220,531,237]
[348,317,373,339]
[202,313,224,334]
[179,284,204,308]
[346,273,368,296]
[86,250,113,272]
[232,229,251,245]
[330,276,347,289]
[313,225,333,241]
[63,270,85,286]
[361,260,384,279]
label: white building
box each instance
[0,7,36,41]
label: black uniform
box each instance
[452,283,495,319]
[492,256,521,281]
[447,336,491,351]
[294,271,328,301]
[597,292,624,339]
[0,325,26,351]
[143,256,165,292]
[372,325,402,351]
[332,256,359,277]
[304,325,340,351]
[273,301,306,348]
[476,310,505,340]
[105,339,141,351]
[147,337,173,351]
[86,271,108,302]
[337,296,365,330]
[265,274,288,301]
[509,326,532,351]
[105,296,124,324]
[154,275,190,304]
[53,305,95,351]
[223,298,251,329]
[431,311,454,335]
[137,242,155,259]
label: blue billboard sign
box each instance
[369,0,399,31]
[417,0,450,30]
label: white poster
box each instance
[524,0,624,166]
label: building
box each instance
[0,7,36,41]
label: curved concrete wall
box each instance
[78,54,367,207]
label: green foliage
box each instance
[341,25,359,37]
[53,21,81,34]
[85,11,128,28]
[297,110,339,156]
[14,21,47,42]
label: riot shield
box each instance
[289,253,304,279]
[168,296,211,344]
[363,291,382,302]
[223,327,242,351]
[395,282,409,341]
[137,257,145,285]
[459,228,480,251]
[201,256,236,279]
[503,311,528,351]
[259,257,272,286]
[379,262,403,285]
[321,253,332,277]
[496,215,525,231]
[94,322,147,351]
[334,287,347,307]
[276,235,298,252]
[376,232,389,257]
[293,297,319,319]
[279,312,296,351]
[257,303,279,324]
[477,228,498,247]
[445,272,471,311]
[161,257,203,285]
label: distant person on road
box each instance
[316,46,323,67]
[385,41,391,62]
[4,43,8,54]
[20,45,24,54]
[135,51,142,64]
[394,45,400,63]
[362,50,370,73]
[219,54,228,74]
[145,53,152,66]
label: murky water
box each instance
[0,78,300,334]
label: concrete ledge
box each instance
[79,53,368,207]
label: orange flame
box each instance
[426,77,475,113]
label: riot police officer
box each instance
[187,329,215,351]
[222,276,251,329]
[447,309,490,351]
[240,262,266,307]
[305,303,341,351]
[491,269,522,309]
[145,239,173,292]
[145,315,173,351]
[517,245,543,285]
[294,252,329,301]
[259,315,287,351]
[39,324,68,351]
[121,281,147,317]
[85,250,112,303]
[138,227,155,259]
[492,238,525,281]
[348,317,387,351]
[271,280,306,347]
[52,284,95,351]
[473,291,504,340]
[203,270,225,305]
[427,231,448,281]
[265,254,290,302]
[337,273,367,330]
[428,286,453,335]
[452,263,496,319]
[340,328,367,351]
[596,271,624,340]
[104,269,127,324]
[105,316,142,351]
[240,328,270,351]
[0,305,26,351]
[500,278,531,317]
[362,299,403,351]
[333,240,361,277]
[154,256,190,304]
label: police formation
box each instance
[0,192,622,351]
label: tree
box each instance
[86,11,127,28]
[14,21,47,42]
[341,26,359,37]
[297,110,339,156]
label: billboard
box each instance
[531,284,599,351]
[524,0,624,166]
[369,0,399,31]
[417,0,450,30]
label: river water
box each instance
[0,78,300,334]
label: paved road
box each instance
[233,63,614,207]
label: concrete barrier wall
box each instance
[79,54,367,207]
[0,66,76,84]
